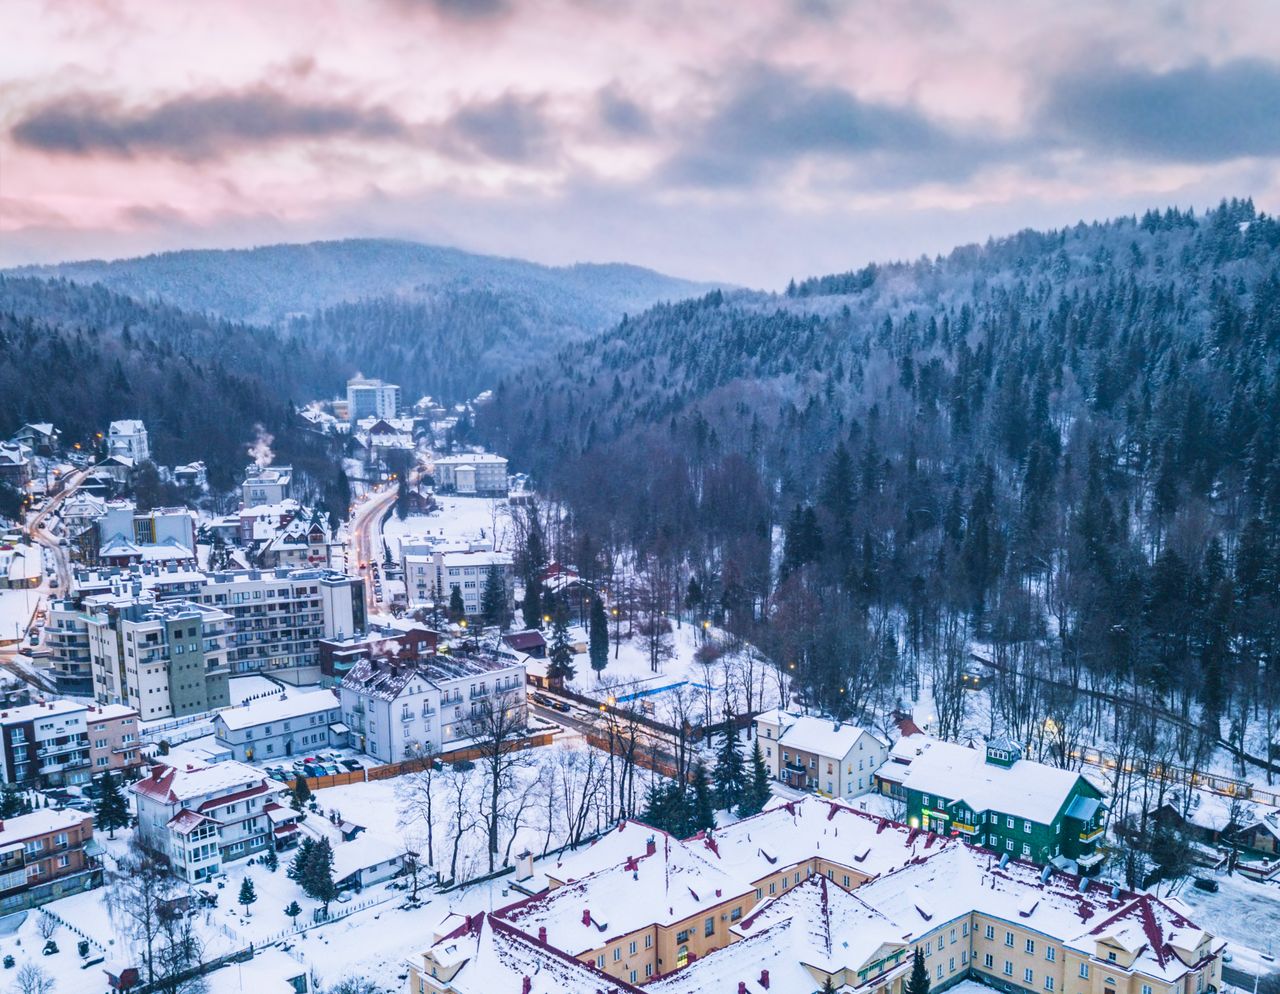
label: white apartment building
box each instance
[0,700,90,788]
[402,547,514,616]
[753,709,889,799]
[432,453,508,495]
[213,688,345,762]
[346,377,400,423]
[131,761,279,882]
[339,652,526,763]
[107,420,150,463]
[86,599,232,720]
[241,465,293,507]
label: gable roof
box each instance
[890,736,1092,823]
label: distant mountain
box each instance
[9,239,719,328]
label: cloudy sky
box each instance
[3,0,1279,287]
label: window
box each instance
[613,948,621,962]
[1024,820,1032,833]
[57,855,69,868]
[704,916,715,937]
[936,965,944,980]
[676,929,691,944]
[985,925,995,940]
[949,958,955,973]
[630,971,637,983]
[983,954,994,969]
[1079,965,1090,979]
[1026,939,1036,954]
[1046,978,1056,991]
[1025,969,1035,984]
[645,965,653,978]
[1142,986,1152,994]
[923,795,931,806]
[596,956,604,969]
[1005,931,1014,947]
[644,935,653,949]
[926,942,933,956]
[1006,839,1015,851]
[1004,962,1014,977]
[1022,844,1031,857]
[629,942,636,955]
[730,907,742,921]
[1046,947,1057,962]
[1107,952,1117,963]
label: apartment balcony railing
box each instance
[1079,825,1105,843]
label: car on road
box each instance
[1192,877,1219,893]
[532,693,554,708]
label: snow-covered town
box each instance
[0,391,1270,994]
[7,5,1280,993]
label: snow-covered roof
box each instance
[758,709,887,759]
[332,832,405,883]
[424,914,645,994]
[0,808,90,846]
[109,419,146,435]
[130,760,271,806]
[434,453,508,466]
[205,948,308,994]
[887,736,1090,823]
[709,796,953,885]
[215,688,340,732]
[498,833,750,953]
[0,699,85,726]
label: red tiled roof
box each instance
[196,783,270,812]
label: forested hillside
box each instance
[480,199,1280,783]
[0,276,345,494]
[9,239,714,325]
[11,239,715,402]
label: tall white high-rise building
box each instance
[346,377,400,423]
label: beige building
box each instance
[409,796,1225,994]
[754,709,889,798]
[85,703,141,775]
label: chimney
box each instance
[522,978,532,994]
[538,926,547,944]
[582,908,591,926]
[760,969,770,989]
[646,836,656,856]
[463,913,472,930]
[739,984,748,994]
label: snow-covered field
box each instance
[1175,870,1280,968]
[381,495,512,561]
[566,618,785,722]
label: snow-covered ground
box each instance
[566,619,784,721]
[381,495,512,561]
[0,587,40,643]
[1175,870,1280,969]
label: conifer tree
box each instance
[448,586,466,622]
[263,847,279,873]
[690,762,716,835]
[238,877,257,915]
[284,900,302,925]
[94,773,129,839]
[521,573,543,631]
[305,837,338,914]
[480,565,509,629]
[712,719,746,811]
[547,594,575,684]
[288,837,316,882]
[588,596,609,676]
[738,741,772,818]
[905,948,930,994]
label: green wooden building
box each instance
[876,735,1106,871]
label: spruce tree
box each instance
[288,837,316,882]
[738,741,772,818]
[588,596,609,676]
[305,837,338,914]
[285,900,302,925]
[905,948,930,994]
[480,565,509,630]
[94,773,129,839]
[712,719,746,812]
[0,784,30,819]
[263,847,279,873]
[448,585,466,622]
[521,573,543,631]
[238,876,257,915]
[547,594,575,684]
[291,777,312,812]
[690,762,716,835]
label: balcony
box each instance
[953,822,978,836]
[1079,825,1105,843]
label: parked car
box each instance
[1192,877,1219,893]
[340,758,362,771]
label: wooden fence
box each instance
[294,730,555,792]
